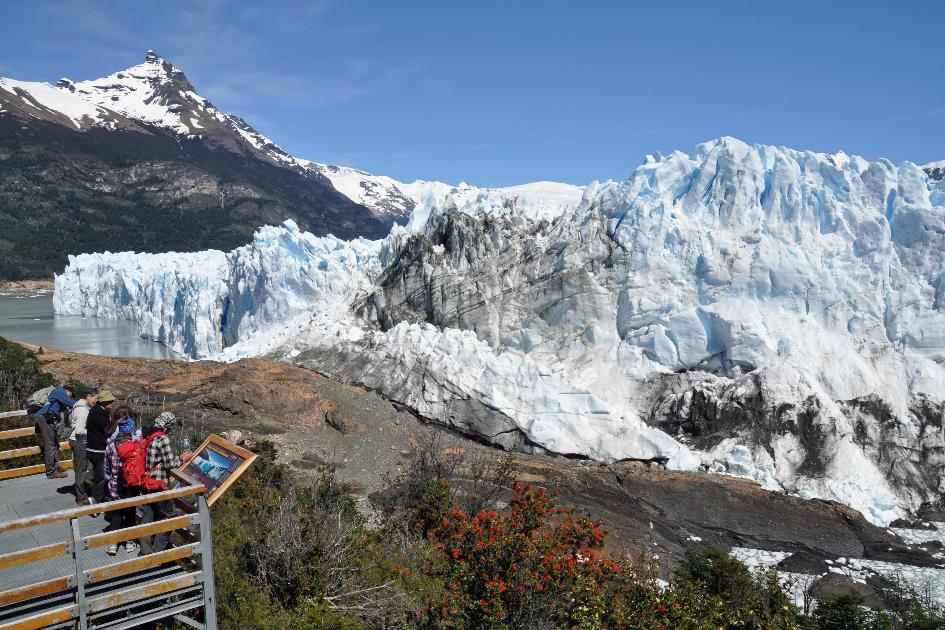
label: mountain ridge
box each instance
[0,51,387,278]
[0,51,581,279]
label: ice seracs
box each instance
[55,137,945,526]
[924,159,945,183]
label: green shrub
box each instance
[207,439,945,630]
[0,336,53,409]
[874,574,945,630]
[410,481,803,629]
[673,548,798,628]
[809,593,893,630]
[211,441,414,629]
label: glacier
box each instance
[55,137,945,525]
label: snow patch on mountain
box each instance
[71,51,209,136]
[297,161,418,220]
[298,164,585,223]
[54,137,945,525]
[0,77,115,129]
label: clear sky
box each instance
[1,1,944,186]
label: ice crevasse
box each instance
[55,138,945,525]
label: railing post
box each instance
[71,518,88,630]
[197,493,217,630]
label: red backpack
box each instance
[116,431,168,492]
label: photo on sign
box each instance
[191,447,234,482]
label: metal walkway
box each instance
[0,412,217,629]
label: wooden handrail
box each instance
[0,428,35,440]
[0,411,26,420]
[0,441,70,461]
[86,543,198,584]
[0,542,68,571]
[87,572,200,613]
[0,484,206,534]
[0,604,75,630]
[85,515,193,550]
[0,575,71,607]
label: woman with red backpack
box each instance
[103,406,141,556]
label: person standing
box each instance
[104,409,140,556]
[34,385,74,479]
[139,414,191,555]
[68,388,98,505]
[85,390,116,504]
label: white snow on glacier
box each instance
[54,137,945,525]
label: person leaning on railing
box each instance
[34,385,75,479]
[138,413,193,556]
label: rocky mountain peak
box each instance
[56,77,75,91]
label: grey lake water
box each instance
[0,293,179,359]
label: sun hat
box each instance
[98,390,116,403]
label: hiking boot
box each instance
[107,543,119,556]
[47,470,68,479]
[124,541,140,555]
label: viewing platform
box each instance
[0,410,217,630]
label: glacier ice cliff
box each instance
[55,138,945,525]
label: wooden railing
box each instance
[0,468,217,629]
[0,410,72,481]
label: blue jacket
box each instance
[36,387,76,419]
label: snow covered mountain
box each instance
[1,50,579,224]
[55,137,945,526]
[0,51,411,220]
[55,51,441,221]
[0,50,580,279]
[0,53,381,277]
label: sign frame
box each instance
[175,433,257,506]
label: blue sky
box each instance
[1,0,944,186]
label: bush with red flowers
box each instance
[412,480,626,627]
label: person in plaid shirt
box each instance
[139,413,192,555]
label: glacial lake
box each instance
[0,294,179,359]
